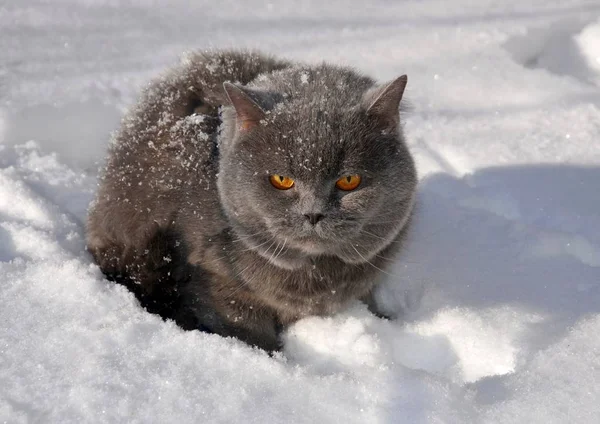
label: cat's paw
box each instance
[361,291,396,320]
[369,309,393,321]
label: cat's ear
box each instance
[365,75,407,132]
[223,82,266,132]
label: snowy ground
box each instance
[1,1,600,422]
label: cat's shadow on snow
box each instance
[377,163,600,355]
[0,225,17,262]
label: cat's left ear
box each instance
[223,82,266,132]
[365,75,407,132]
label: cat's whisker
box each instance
[239,237,274,253]
[364,212,405,220]
[360,229,386,240]
[223,235,285,301]
[357,220,454,248]
[350,244,403,279]
[375,254,426,266]
[191,236,274,268]
[373,253,398,262]
[273,238,287,262]
[223,263,255,300]
[356,218,406,225]
[223,242,277,301]
[266,239,281,264]
[224,248,278,301]
[230,229,271,243]
[356,229,409,246]
[360,209,413,221]
[358,229,401,243]
[371,253,424,267]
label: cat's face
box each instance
[217,71,416,270]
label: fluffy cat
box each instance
[87,50,417,351]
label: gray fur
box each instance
[87,50,417,351]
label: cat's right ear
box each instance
[223,82,266,132]
[364,75,407,133]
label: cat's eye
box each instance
[270,175,295,190]
[335,175,361,191]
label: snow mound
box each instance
[286,304,541,384]
[0,146,473,423]
[3,100,121,171]
[576,17,600,81]
[505,16,600,86]
[484,315,600,423]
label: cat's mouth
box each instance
[246,217,363,264]
[269,221,360,253]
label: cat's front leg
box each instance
[208,285,282,352]
[217,298,282,352]
[174,269,282,352]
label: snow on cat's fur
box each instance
[86,51,416,351]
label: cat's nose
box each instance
[304,213,324,226]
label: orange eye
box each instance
[336,175,361,191]
[270,175,295,190]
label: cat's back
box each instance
[101,50,291,194]
[251,63,374,101]
[87,50,290,265]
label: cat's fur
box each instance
[87,50,417,351]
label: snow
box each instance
[577,17,600,80]
[1,0,600,422]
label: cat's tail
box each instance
[106,50,289,157]
[128,50,290,128]
[180,50,291,114]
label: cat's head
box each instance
[217,66,416,270]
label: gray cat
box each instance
[87,50,417,352]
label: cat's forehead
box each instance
[242,66,381,176]
[252,65,373,106]
[256,112,368,179]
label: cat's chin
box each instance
[266,243,367,269]
[268,248,373,269]
[267,254,309,271]
[255,243,326,270]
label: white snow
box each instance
[577,17,600,81]
[1,0,600,422]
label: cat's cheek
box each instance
[339,190,375,215]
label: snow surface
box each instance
[1,1,600,422]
